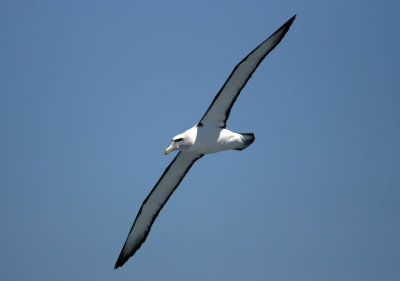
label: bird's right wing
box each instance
[199,15,295,128]
[114,151,203,269]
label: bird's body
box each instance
[115,15,296,269]
[167,125,254,155]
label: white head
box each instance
[164,129,195,155]
[164,134,185,155]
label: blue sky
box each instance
[1,1,399,280]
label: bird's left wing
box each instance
[115,152,203,269]
[199,15,295,128]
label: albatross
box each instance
[115,15,296,268]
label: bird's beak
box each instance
[164,143,175,155]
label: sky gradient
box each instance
[1,1,399,280]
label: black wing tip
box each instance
[114,254,129,269]
[114,246,135,269]
[286,14,296,25]
[114,256,124,269]
[281,15,296,30]
[114,244,142,269]
[114,264,123,270]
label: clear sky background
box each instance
[1,1,399,280]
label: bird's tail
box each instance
[235,133,255,151]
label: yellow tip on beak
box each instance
[164,143,175,155]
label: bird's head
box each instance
[164,134,185,155]
[164,126,198,155]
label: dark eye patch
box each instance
[173,138,184,142]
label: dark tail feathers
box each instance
[235,133,255,151]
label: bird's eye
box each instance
[173,138,184,142]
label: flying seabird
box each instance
[115,15,296,269]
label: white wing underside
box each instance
[199,15,295,128]
[115,152,203,268]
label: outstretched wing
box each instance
[115,152,203,268]
[199,15,295,128]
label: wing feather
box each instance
[199,15,296,128]
[115,152,203,268]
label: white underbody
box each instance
[171,125,248,155]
